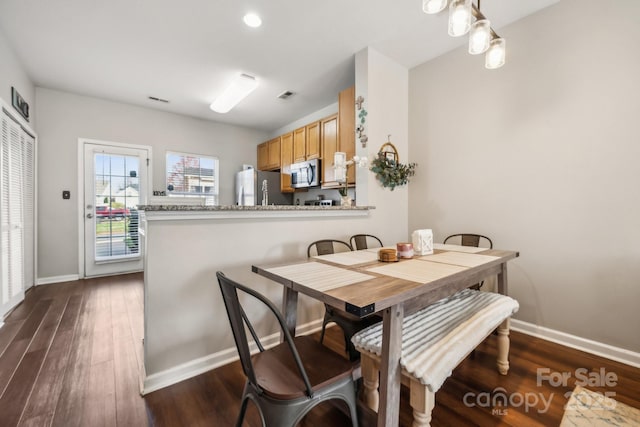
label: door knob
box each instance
[86,213,94,219]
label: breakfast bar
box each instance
[137,204,392,394]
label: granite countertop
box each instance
[137,204,375,211]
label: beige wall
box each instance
[408,0,640,352]
[35,88,268,279]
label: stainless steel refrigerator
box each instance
[235,169,293,206]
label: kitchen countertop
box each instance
[137,204,375,221]
[137,204,373,211]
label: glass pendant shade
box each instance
[485,38,506,69]
[448,0,472,37]
[468,19,491,54]
[422,0,447,14]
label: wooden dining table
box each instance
[252,243,519,427]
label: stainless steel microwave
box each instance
[290,159,320,188]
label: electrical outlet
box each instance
[62,190,71,199]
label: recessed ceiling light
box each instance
[243,13,262,28]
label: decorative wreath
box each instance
[369,142,417,191]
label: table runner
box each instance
[265,261,375,292]
[366,259,467,283]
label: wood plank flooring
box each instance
[0,274,638,426]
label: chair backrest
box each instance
[216,271,314,397]
[443,233,493,249]
[307,239,352,257]
[349,234,383,250]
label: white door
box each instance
[83,141,148,277]
[1,110,26,316]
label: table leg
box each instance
[281,286,298,341]
[497,262,508,295]
[377,303,404,427]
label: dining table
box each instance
[252,243,519,427]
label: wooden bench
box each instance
[351,289,519,427]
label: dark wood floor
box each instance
[1,274,638,426]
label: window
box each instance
[166,151,219,205]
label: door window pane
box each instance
[94,153,140,260]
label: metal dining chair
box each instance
[444,233,493,290]
[217,271,358,427]
[307,239,378,361]
[349,234,383,250]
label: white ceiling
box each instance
[0,0,558,132]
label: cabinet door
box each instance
[280,132,294,193]
[305,121,320,160]
[338,86,356,184]
[320,114,338,187]
[293,127,306,163]
[257,141,269,170]
[268,137,281,170]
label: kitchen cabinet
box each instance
[321,85,355,188]
[305,121,320,160]
[268,137,281,170]
[280,132,294,192]
[257,141,269,170]
[320,114,338,186]
[293,127,306,163]
[338,85,355,185]
[257,137,282,171]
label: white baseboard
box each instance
[511,319,640,368]
[142,317,639,395]
[36,274,81,285]
[142,318,323,395]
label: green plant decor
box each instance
[369,153,417,190]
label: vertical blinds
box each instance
[1,107,35,317]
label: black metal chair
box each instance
[307,239,379,361]
[443,233,493,250]
[443,234,493,291]
[349,234,383,250]
[217,271,358,427]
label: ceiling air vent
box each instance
[277,91,294,100]
[148,96,170,103]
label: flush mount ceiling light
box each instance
[423,0,506,69]
[210,74,258,114]
[243,13,262,28]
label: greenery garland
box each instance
[369,152,417,190]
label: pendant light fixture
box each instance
[468,18,491,54]
[422,0,447,14]
[448,0,472,37]
[423,0,506,69]
[485,37,506,69]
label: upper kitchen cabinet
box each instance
[320,114,338,186]
[257,137,282,171]
[280,132,294,193]
[338,86,355,184]
[268,137,281,170]
[321,86,355,188]
[305,121,320,160]
[257,141,269,170]
[293,127,306,163]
